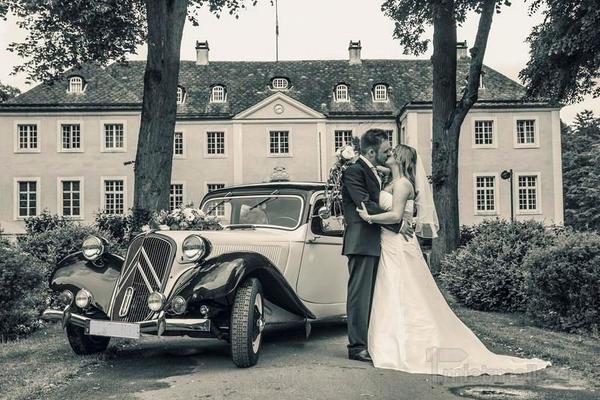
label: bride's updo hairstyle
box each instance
[394,144,417,194]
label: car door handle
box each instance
[307,235,321,243]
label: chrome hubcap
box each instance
[252,293,264,353]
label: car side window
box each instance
[311,199,344,237]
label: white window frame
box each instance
[169,181,186,212]
[373,84,388,102]
[57,177,84,220]
[210,86,226,103]
[68,76,84,94]
[101,176,128,215]
[13,121,41,153]
[472,173,499,216]
[100,121,127,152]
[513,116,540,148]
[335,84,349,102]
[205,182,227,217]
[333,129,354,152]
[471,117,498,149]
[204,130,228,158]
[271,78,289,90]
[384,129,395,147]
[514,172,542,215]
[56,120,84,153]
[173,130,186,159]
[177,86,186,105]
[267,128,292,157]
[13,177,41,220]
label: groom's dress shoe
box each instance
[349,350,372,362]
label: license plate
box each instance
[88,320,140,339]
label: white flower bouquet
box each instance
[142,204,223,232]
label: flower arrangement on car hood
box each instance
[324,140,360,219]
[143,205,223,231]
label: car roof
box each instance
[206,181,329,196]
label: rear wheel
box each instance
[230,278,265,368]
[66,324,110,355]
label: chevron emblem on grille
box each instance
[118,248,162,293]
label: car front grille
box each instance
[110,235,174,322]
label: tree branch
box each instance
[450,0,497,128]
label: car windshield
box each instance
[201,195,304,230]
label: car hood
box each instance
[156,227,305,269]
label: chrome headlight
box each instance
[182,235,206,262]
[75,289,92,308]
[170,296,187,315]
[82,236,104,261]
[147,292,166,312]
[59,290,74,306]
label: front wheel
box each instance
[66,324,110,355]
[230,278,265,368]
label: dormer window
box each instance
[271,78,289,90]
[479,71,486,89]
[210,85,226,103]
[335,84,349,102]
[373,84,388,102]
[68,76,84,93]
[177,86,186,105]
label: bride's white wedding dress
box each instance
[368,191,551,376]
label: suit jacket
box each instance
[341,158,401,256]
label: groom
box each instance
[341,129,410,362]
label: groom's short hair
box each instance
[360,129,389,155]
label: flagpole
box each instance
[275,0,279,62]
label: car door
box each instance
[296,195,348,305]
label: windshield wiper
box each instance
[248,190,280,211]
[205,191,232,216]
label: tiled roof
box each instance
[2,59,537,117]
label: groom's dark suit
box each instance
[341,157,401,356]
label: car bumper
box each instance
[41,309,211,338]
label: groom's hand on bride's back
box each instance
[399,220,414,241]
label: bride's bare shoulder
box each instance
[392,177,415,198]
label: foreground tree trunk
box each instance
[133,0,188,220]
[429,0,497,272]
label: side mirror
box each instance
[317,206,331,220]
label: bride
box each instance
[356,144,551,376]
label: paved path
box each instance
[46,324,596,400]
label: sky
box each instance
[0,0,597,124]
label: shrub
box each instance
[440,219,556,312]
[0,243,46,340]
[95,211,132,244]
[525,231,600,334]
[18,224,126,271]
[23,210,69,235]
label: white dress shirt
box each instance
[359,155,382,188]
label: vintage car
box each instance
[42,182,349,367]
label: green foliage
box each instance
[0,82,20,102]
[380,0,512,56]
[23,209,70,235]
[95,211,132,245]
[2,0,257,82]
[440,219,555,312]
[525,231,600,334]
[520,0,600,103]
[19,223,126,268]
[0,243,46,340]
[562,111,600,232]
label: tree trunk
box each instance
[430,0,459,272]
[429,0,497,272]
[133,0,188,221]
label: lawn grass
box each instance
[0,323,108,400]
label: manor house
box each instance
[0,41,563,234]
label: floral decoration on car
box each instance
[143,205,223,231]
[324,139,360,218]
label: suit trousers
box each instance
[346,254,379,355]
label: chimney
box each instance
[348,40,362,65]
[196,40,209,65]
[457,40,468,59]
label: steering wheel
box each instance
[270,216,297,227]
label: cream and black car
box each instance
[43,182,349,367]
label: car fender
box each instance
[173,252,316,319]
[50,252,123,314]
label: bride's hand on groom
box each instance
[356,202,371,223]
[399,220,414,241]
